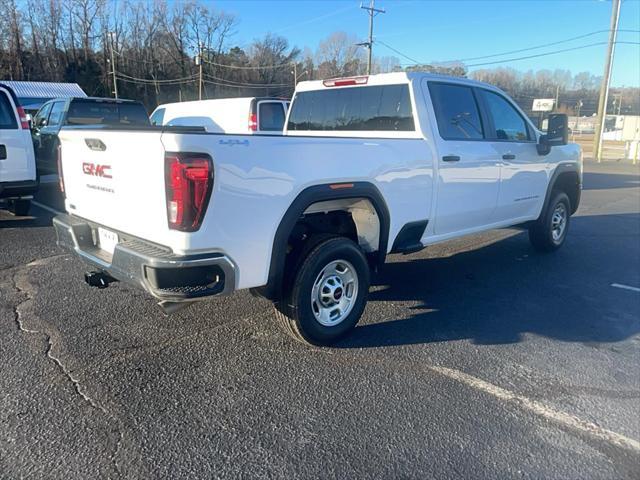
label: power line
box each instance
[455,29,640,62]
[115,73,197,85]
[376,40,421,64]
[465,41,639,68]
[113,49,164,66]
[116,72,198,83]
[201,57,292,70]
[116,46,294,71]
[203,73,291,87]
[202,79,290,90]
[378,29,640,68]
[115,77,196,86]
[382,40,639,69]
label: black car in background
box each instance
[31,97,149,175]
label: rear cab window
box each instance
[258,102,286,131]
[0,90,18,129]
[287,84,415,133]
[65,101,149,126]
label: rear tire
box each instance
[10,199,31,217]
[274,236,370,345]
[529,191,570,252]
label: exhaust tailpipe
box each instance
[84,271,116,289]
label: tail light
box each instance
[165,153,213,232]
[56,144,65,196]
[17,106,30,129]
[248,113,258,132]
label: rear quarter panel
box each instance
[160,132,434,289]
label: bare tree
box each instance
[315,31,364,78]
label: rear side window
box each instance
[259,102,285,131]
[150,108,165,126]
[288,84,414,132]
[428,82,484,140]
[66,101,149,126]
[480,90,530,141]
[47,101,66,127]
[0,91,18,129]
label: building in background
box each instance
[0,81,86,113]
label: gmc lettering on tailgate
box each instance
[82,162,112,179]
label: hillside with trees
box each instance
[1,0,637,116]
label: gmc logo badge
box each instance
[82,162,112,179]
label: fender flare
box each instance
[262,182,390,300]
[539,163,582,218]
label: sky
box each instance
[213,0,640,87]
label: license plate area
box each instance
[97,227,119,254]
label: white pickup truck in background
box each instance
[53,72,582,345]
[0,83,37,216]
[150,97,289,134]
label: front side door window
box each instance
[479,90,530,142]
[34,102,53,128]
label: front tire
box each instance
[274,236,370,345]
[529,191,570,252]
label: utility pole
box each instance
[572,100,583,141]
[554,84,560,111]
[197,42,204,100]
[594,0,621,163]
[109,32,118,99]
[360,0,385,75]
[613,92,623,115]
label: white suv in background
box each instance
[150,97,290,135]
[0,83,37,216]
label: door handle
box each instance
[502,154,516,160]
[442,155,460,162]
[0,145,6,160]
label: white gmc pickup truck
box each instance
[53,72,582,345]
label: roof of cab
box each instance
[294,71,497,92]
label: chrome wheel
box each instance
[311,259,359,327]
[551,203,567,243]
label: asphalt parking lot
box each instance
[1,160,639,479]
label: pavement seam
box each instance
[9,261,124,478]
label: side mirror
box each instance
[537,113,568,155]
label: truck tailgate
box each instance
[58,129,172,246]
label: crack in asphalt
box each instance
[9,259,124,477]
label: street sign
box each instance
[532,98,555,112]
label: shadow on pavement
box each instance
[337,213,640,349]
[0,211,53,229]
[583,171,640,190]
